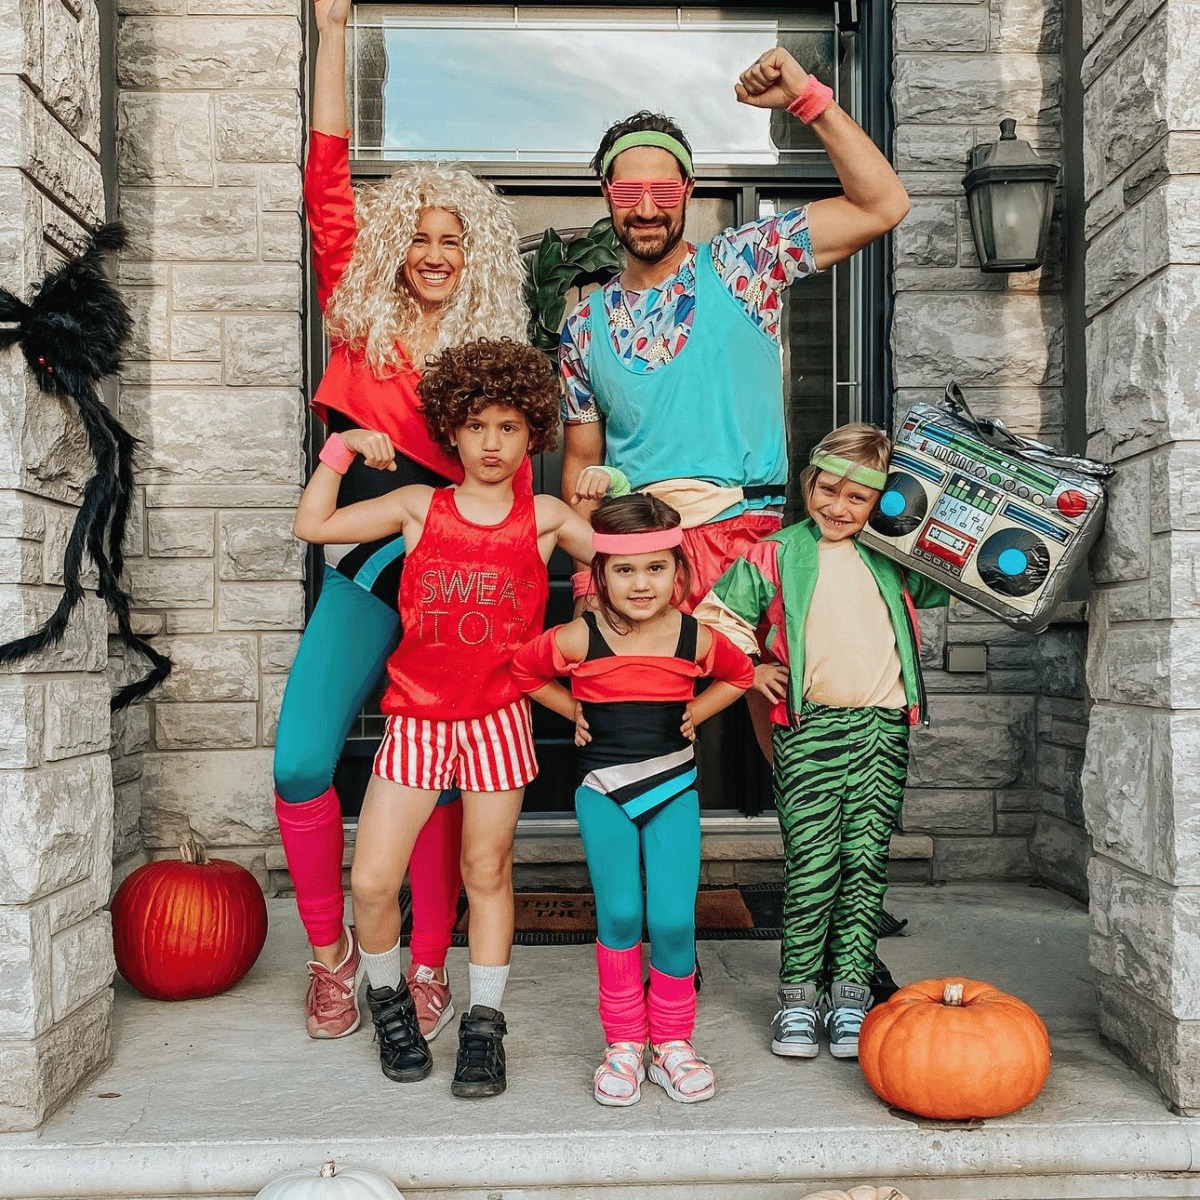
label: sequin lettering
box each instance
[417,569,532,646]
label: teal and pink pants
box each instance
[273,567,461,962]
[577,784,700,1044]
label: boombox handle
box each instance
[942,382,1114,480]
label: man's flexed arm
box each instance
[736,47,909,271]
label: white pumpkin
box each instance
[254,1160,404,1200]
[799,1188,912,1200]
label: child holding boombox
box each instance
[696,423,950,1060]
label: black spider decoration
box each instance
[0,222,171,710]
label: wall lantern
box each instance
[963,119,1059,272]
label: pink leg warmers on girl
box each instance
[596,942,648,1044]
[648,964,697,1044]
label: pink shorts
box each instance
[678,510,783,611]
[373,697,538,793]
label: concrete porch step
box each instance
[261,820,934,893]
[3,886,1198,1200]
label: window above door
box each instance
[345,5,842,166]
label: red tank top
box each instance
[383,487,549,720]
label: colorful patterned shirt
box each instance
[560,207,817,424]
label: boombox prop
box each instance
[859,384,1113,633]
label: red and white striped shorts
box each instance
[373,698,538,793]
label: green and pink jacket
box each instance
[697,518,951,728]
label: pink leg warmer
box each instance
[648,965,697,1044]
[596,941,648,1044]
[274,787,345,950]
[407,799,464,970]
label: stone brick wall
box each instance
[0,0,117,1134]
[112,0,305,884]
[1028,617,1090,900]
[99,0,1091,902]
[891,0,1079,884]
[1079,0,1200,1112]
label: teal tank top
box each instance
[587,243,787,522]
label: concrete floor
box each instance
[2,884,1199,1200]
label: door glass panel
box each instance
[347,6,836,163]
[764,193,859,521]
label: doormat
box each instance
[397,883,908,948]
[452,887,755,941]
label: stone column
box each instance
[1080,0,1200,1113]
[114,2,305,876]
[0,0,118,1132]
[891,0,1065,880]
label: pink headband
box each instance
[592,527,684,555]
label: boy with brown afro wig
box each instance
[294,337,593,1100]
[419,337,561,458]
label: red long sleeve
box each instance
[304,130,357,313]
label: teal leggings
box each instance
[575,785,700,978]
[273,566,399,802]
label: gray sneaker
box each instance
[823,979,872,1059]
[770,983,820,1058]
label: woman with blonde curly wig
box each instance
[274,0,530,1048]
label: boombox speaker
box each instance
[859,383,1113,633]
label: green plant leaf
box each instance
[570,245,620,274]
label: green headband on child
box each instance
[810,450,888,492]
[600,132,694,179]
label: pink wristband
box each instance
[571,570,596,601]
[318,432,355,475]
[787,75,834,124]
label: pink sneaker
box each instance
[305,926,361,1039]
[648,1040,716,1104]
[407,963,455,1041]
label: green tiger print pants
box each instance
[772,702,910,989]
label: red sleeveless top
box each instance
[382,488,549,720]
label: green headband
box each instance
[600,131,694,179]
[810,450,888,491]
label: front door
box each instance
[321,3,885,822]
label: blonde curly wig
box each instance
[324,163,529,376]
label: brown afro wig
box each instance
[418,337,560,456]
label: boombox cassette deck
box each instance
[858,384,1113,633]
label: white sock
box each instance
[468,962,510,1012]
[360,939,404,991]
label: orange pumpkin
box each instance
[858,976,1050,1120]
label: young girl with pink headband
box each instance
[511,494,755,1105]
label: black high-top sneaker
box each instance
[366,980,433,1082]
[450,1005,507,1098]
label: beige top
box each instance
[803,537,907,709]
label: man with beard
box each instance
[559,47,910,757]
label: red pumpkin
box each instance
[858,976,1051,1120]
[112,837,268,1000]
